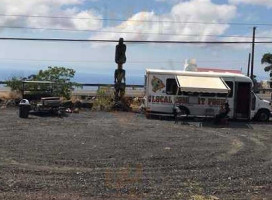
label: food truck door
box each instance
[235,82,251,120]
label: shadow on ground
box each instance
[29,111,68,118]
[149,115,255,129]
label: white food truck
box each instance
[144,69,272,121]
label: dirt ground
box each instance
[0,108,272,200]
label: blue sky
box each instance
[0,0,272,84]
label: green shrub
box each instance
[93,86,114,111]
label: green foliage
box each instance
[5,77,24,92]
[32,67,81,99]
[6,66,81,99]
[261,53,272,73]
[93,86,114,111]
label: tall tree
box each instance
[261,53,272,88]
[262,53,272,74]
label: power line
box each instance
[1,25,272,39]
[0,57,248,64]
[0,37,271,44]
[1,14,272,26]
[0,14,93,20]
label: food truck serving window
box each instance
[176,76,230,94]
[166,79,178,95]
[226,81,233,97]
[217,81,233,97]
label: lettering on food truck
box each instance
[208,98,226,106]
[148,95,226,106]
[198,98,206,105]
[175,97,189,104]
[148,96,173,104]
[174,97,226,106]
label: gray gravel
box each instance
[0,108,272,200]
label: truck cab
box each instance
[251,92,272,121]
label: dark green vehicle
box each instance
[19,81,64,118]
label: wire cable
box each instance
[1,14,272,26]
[0,57,248,64]
[1,25,272,39]
[0,37,271,44]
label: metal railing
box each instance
[1,81,145,99]
[1,81,143,87]
[0,81,144,88]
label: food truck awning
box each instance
[176,76,230,93]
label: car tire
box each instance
[256,110,270,122]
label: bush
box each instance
[5,77,24,92]
[33,67,81,99]
[93,86,114,111]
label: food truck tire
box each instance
[178,106,190,116]
[256,109,270,122]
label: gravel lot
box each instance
[0,108,272,200]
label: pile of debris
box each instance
[0,98,21,109]
[61,100,94,113]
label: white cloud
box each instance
[229,0,272,8]
[256,29,272,48]
[155,0,185,4]
[90,0,237,43]
[0,0,102,31]
[220,27,272,50]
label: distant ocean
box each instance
[0,71,144,85]
[0,71,144,90]
[73,73,144,85]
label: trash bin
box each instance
[19,99,31,118]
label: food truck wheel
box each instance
[256,109,270,122]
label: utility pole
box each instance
[250,27,256,80]
[247,53,251,77]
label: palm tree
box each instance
[261,53,272,87]
[262,53,272,72]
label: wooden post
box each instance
[247,53,251,77]
[250,27,256,80]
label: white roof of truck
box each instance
[146,69,251,81]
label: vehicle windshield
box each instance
[253,92,263,100]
